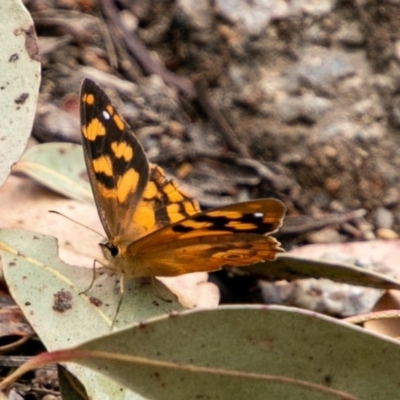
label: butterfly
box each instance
[80,78,286,278]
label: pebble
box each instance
[284,48,355,96]
[374,207,394,229]
[259,278,383,317]
[307,229,346,244]
[335,22,365,46]
[277,93,332,123]
[376,228,398,240]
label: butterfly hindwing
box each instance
[137,164,201,232]
[122,199,285,277]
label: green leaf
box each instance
[15,143,94,204]
[0,228,183,399]
[0,0,41,186]
[249,254,400,290]
[68,305,400,400]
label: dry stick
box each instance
[193,75,251,158]
[99,0,250,159]
[344,309,400,325]
[151,148,293,192]
[96,14,119,70]
[98,0,195,98]
[107,22,144,84]
[279,209,366,236]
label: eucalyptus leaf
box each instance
[70,305,400,400]
[0,0,41,186]
[15,143,93,204]
[0,228,183,399]
[249,254,400,290]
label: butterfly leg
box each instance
[111,274,125,329]
[79,259,100,295]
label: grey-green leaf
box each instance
[0,0,41,186]
[249,254,400,290]
[0,228,183,399]
[73,305,400,400]
[15,143,93,204]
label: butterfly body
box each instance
[80,78,285,278]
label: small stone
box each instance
[376,228,398,240]
[178,0,212,30]
[325,177,341,193]
[215,0,290,37]
[260,278,383,317]
[307,229,346,244]
[120,10,138,32]
[285,48,355,96]
[299,0,335,16]
[277,93,332,123]
[374,207,394,229]
[335,22,365,46]
[383,188,400,207]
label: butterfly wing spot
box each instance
[82,118,106,141]
[113,113,124,131]
[165,203,198,224]
[174,219,213,231]
[102,110,111,120]
[207,210,243,219]
[111,141,133,162]
[182,200,199,216]
[117,169,140,203]
[82,92,94,105]
[213,250,252,260]
[143,180,158,200]
[225,221,259,230]
[163,181,186,203]
[177,229,235,239]
[93,155,113,177]
[133,203,156,233]
[105,104,114,115]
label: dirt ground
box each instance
[27,0,400,243]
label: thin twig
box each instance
[344,310,400,326]
[98,0,195,97]
[194,75,250,158]
[279,209,367,236]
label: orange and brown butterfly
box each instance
[80,78,286,278]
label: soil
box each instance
[28,0,400,240]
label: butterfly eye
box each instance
[108,245,119,257]
[100,242,120,258]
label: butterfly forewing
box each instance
[80,79,201,245]
[80,79,150,242]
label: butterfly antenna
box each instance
[49,210,105,239]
